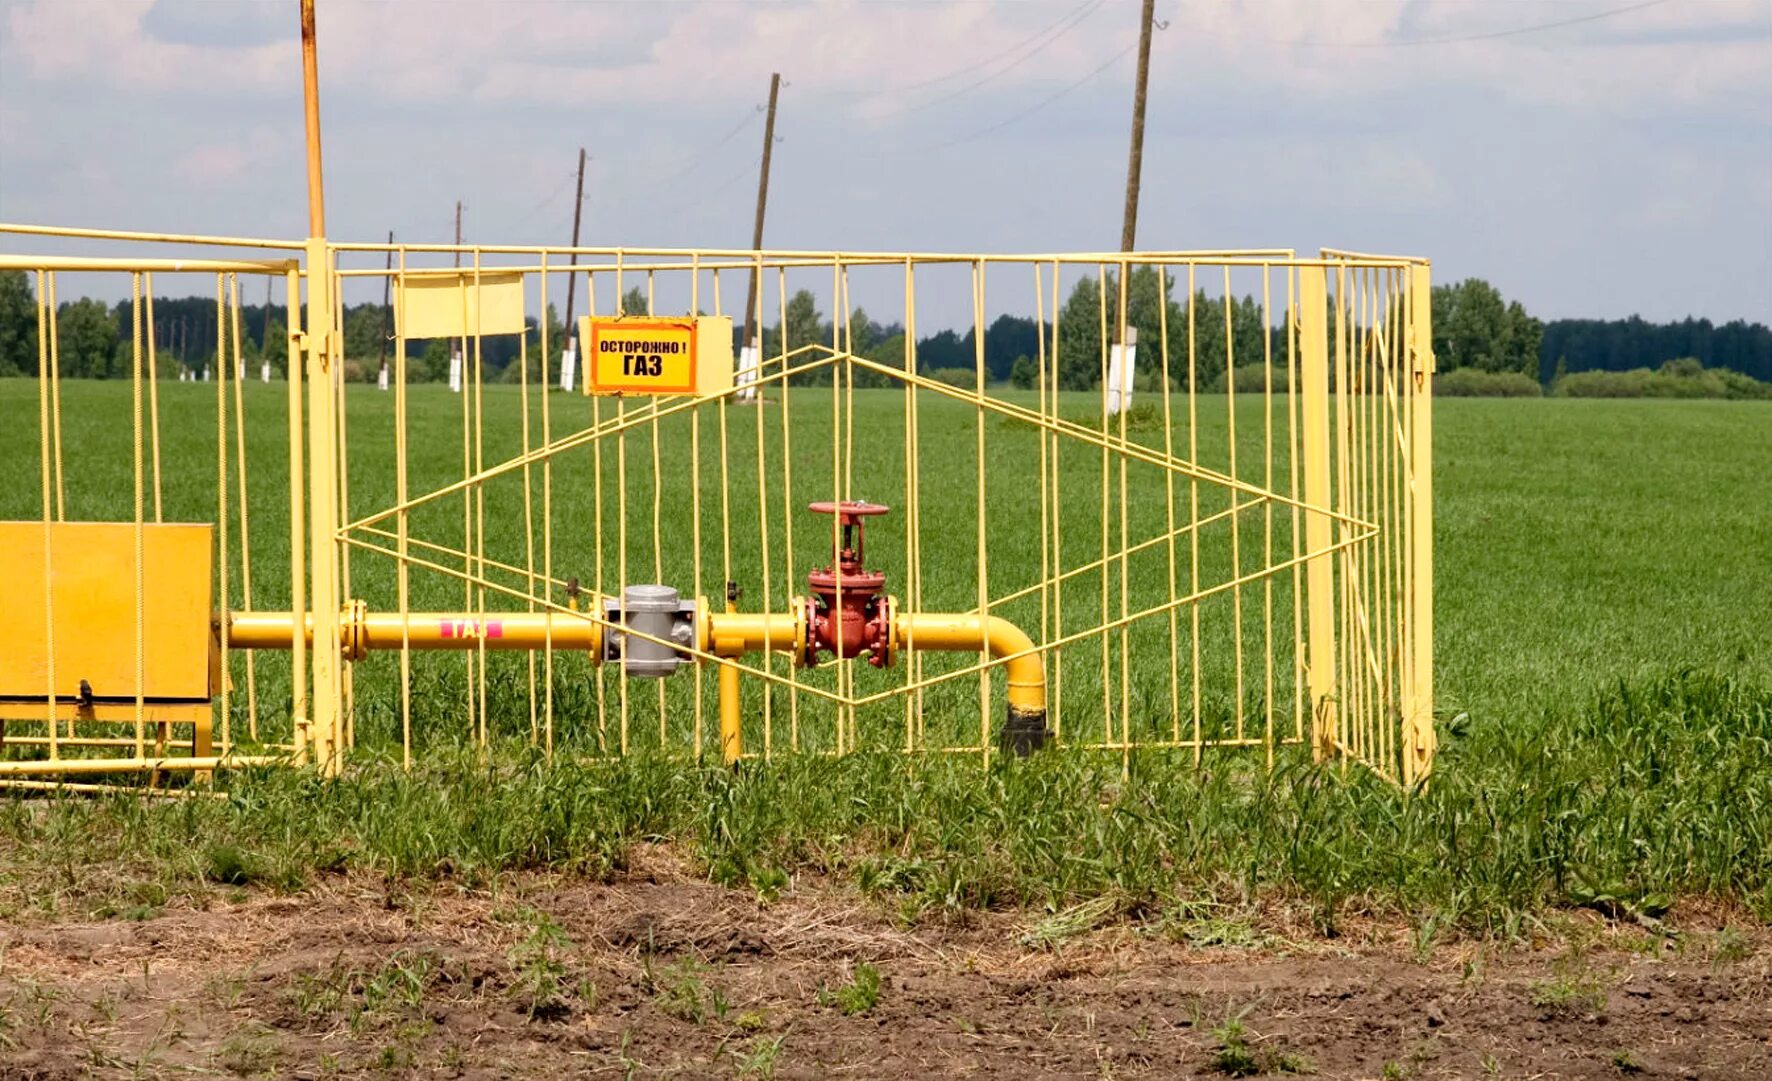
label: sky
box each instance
[1,0,1768,329]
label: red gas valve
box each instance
[803,501,895,668]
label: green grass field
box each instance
[0,381,1767,933]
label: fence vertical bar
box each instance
[285,269,308,762]
[304,238,342,773]
[1404,262,1436,785]
[1297,266,1337,760]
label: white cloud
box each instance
[5,0,1763,118]
[1,0,1766,320]
[2,0,289,94]
[1165,0,1771,120]
[173,126,282,188]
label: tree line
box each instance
[0,272,555,382]
[2,268,1765,389]
[1541,316,1770,383]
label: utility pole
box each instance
[564,148,587,337]
[378,229,394,388]
[741,73,781,354]
[1107,0,1157,418]
[1119,0,1156,253]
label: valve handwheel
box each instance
[807,499,891,520]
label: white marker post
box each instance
[560,340,577,393]
[735,340,760,404]
[1105,326,1136,418]
[377,364,390,391]
[261,361,271,383]
[448,346,462,393]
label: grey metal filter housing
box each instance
[604,585,697,678]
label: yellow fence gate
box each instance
[0,225,1434,788]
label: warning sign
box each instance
[584,317,698,395]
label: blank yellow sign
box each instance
[1,521,214,706]
[396,271,526,339]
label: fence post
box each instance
[284,268,310,765]
[303,238,342,775]
[1297,266,1338,761]
[1403,263,1436,785]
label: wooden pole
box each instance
[741,73,781,352]
[261,277,273,359]
[377,230,393,381]
[1119,0,1156,254]
[564,148,587,342]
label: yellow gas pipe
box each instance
[226,600,1047,765]
[226,610,603,657]
[716,584,745,766]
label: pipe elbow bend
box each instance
[894,613,1047,720]
[981,616,1046,715]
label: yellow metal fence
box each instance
[0,225,1434,786]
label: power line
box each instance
[1283,0,1673,49]
[879,0,1107,119]
[926,39,1136,151]
[873,0,1674,156]
[658,153,763,219]
[900,0,1099,93]
[513,169,580,228]
[651,105,764,187]
[520,0,1678,197]
[823,0,1101,103]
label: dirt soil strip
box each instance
[0,870,1766,1080]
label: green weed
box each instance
[1021,897,1118,949]
[506,909,574,1019]
[1528,966,1609,1018]
[1711,926,1751,967]
[1209,1015,1261,1077]
[1204,1006,1312,1077]
[826,962,881,1016]
[735,1034,785,1078]
[289,950,440,1035]
[214,1023,281,1077]
[648,955,711,1024]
